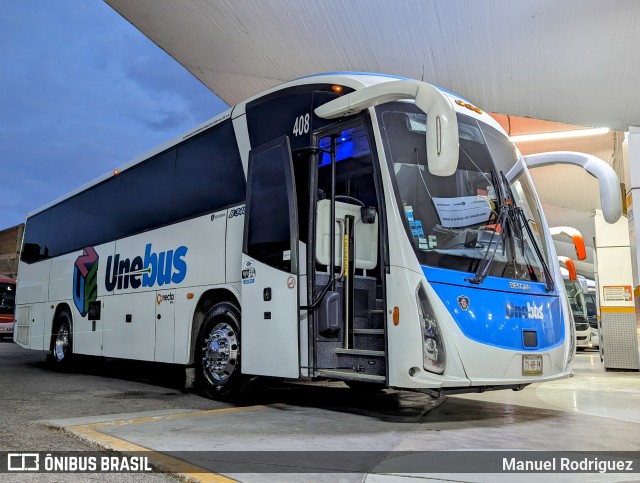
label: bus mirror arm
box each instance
[314,80,459,176]
[508,151,622,224]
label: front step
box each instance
[353,329,384,335]
[335,348,385,376]
[335,348,384,357]
[316,369,386,383]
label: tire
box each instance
[345,380,385,395]
[49,311,73,369]
[196,302,245,400]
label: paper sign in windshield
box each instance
[432,196,491,228]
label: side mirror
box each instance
[549,226,587,260]
[558,256,577,281]
[577,275,589,294]
[512,151,622,224]
[315,79,459,176]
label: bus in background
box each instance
[0,276,16,339]
[560,266,595,351]
[585,281,599,349]
[14,73,620,400]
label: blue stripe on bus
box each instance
[422,266,564,351]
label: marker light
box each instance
[113,170,120,175]
[416,284,446,374]
[393,307,400,326]
[331,85,343,93]
[455,99,482,114]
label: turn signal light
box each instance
[331,85,343,93]
[187,293,194,299]
[393,306,400,326]
[455,99,482,114]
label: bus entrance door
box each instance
[241,136,300,378]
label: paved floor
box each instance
[43,351,640,482]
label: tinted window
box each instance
[245,137,296,272]
[47,196,79,257]
[119,149,176,234]
[21,121,244,262]
[21,211,50,263]
[173,122,245,220]
[76,176,123,248]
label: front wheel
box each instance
[196,302,245,400]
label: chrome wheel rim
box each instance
[202,322,238,383]
[55,324,69,361]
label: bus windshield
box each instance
[565,280,589,325]
[0,283,15,316]
[377,102,550,283]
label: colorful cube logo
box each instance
[73,247,99,317]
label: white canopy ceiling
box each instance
[105,0,640,131]
[104,0,637,279]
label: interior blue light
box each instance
[318,130,354,166]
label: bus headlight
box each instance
[416,284,446,374]
[565,297,576,367]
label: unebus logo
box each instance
[73,247,99,317]
[105,243,188,292]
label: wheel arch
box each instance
[188,288,240,364]
[50,303,72,351]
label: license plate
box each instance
[0,327,9,332]
[522,355,542,375]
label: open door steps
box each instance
[314,274,386,380]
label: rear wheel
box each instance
[196,302,245,400]
[49,311,73,368]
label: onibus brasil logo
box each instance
[73,244,188,317]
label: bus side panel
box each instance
[70,241,115,356]
[173,206,241,365]
[173,286,204,365]
[49,251,76,303]
[101,213,227,362]
[173,212,227,288]
[16,260,50,305]
[225,205,244,284]
[49,249,103,355]
[103,292,156,360]
[15,259,51,350]
[27,303,47,351]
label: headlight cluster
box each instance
[565,297,576,366]
[416,284,446,374]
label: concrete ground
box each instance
[38,351,640,483]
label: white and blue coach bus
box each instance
[15,73,585,399]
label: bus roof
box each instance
[27,72,503,218]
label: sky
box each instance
[0,1,227,230]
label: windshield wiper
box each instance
[467,170,507,285]
[500,172,555,292]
